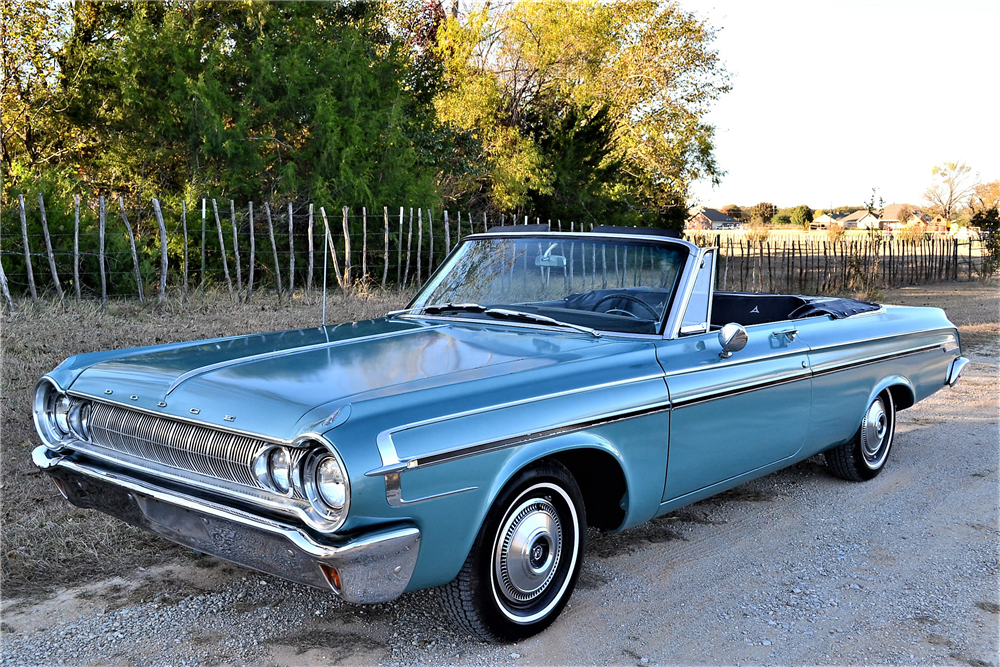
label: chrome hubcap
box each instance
[861,397,890,466]
[495,497,562,603]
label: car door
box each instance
[655,325,813,502]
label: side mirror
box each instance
[718,323,748,359]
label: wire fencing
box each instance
[0,195,990,312]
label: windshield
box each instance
[409,235,688,334]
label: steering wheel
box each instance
[592,293,659,319]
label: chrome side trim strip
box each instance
[810,343,943,377]
[165,326,438,396]
[368,373,666,475]
[384,472,477,507]
[670,370,813,409]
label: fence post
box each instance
[342,206,352,286]
[404,208,413,286]
[119,197,145,303]
[99,196,107,305]
[17,195,38,302]
[427,208,434,271]
[37,194,64,301]
[382,206,389,290]
[152,198,168,303]
[200,199,206,291]
[416,208,423,285]
[264,202,283,296]
[362,206,368,283]
[247,202,256,300]
[211,199,233,295]
[307,203,315,293]
[287,202,295,295]
[0,206,14,311]
[397,207,404,286]
[444,209,451,255]
[319,206,344,290]
[231,200,242,292]
[181,200,189,297]
[73,195,81,301]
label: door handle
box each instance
[772,328,798,342]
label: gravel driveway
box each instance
[2,354,996,667]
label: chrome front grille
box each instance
[88,402,268,489]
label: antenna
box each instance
[322,208,330,328]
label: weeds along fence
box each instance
[0,195,587,309]
[0,195,988,311]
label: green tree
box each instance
[790,204,813,227]
[749,202,777,224]
[433,0,729,223]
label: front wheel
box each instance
[825,390,896,481]
[438,461,586,642]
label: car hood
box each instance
[63,317,631,438]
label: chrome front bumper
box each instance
[32,446,420,604]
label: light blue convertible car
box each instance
[33,227,968,640]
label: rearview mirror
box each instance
[535,255,567,268]
[718,323,748,359]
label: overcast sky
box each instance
[683,0,998,211]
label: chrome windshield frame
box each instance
[406,231,699,339]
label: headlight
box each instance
[254,446,293,495]
[269,447,291,493]
[33,380,92,448]
[54,395,72,434]
[302,444,350,529]
[315,456,347,510]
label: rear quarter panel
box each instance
[795,305,959,455]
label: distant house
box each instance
[686,208,739,230]
[881,204,933,229]
[811,212,846,229]
[840,210,880,230]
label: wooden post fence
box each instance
[181,200,189,297]
[382,206,389,290]
[118,197,145,304]
[264,202,282,296]
[231,200,242,291]
[73,195,81,301]
[247,202,256,300]
[362,206,368,283]
[288,202,295,295]
[342,206,351,286]
[319,206,344,290]
[99,196,107,305]
[211,199,233,295]
[18,195,38,302]
[38,194,63,300]
[307,203,315,292]
[152,198,168,303]
[200,199,206,291]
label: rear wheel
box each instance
[438,461,586,642]
[826,390,895,481]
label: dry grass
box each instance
[1,282,995,599]
[1,288,410,598]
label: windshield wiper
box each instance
[484,308,601,338]
[386,302,487,318]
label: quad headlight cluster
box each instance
[253,440,350,529]
[34,380,92,447]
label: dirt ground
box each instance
[1,282,997,666]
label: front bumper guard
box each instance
[32,446,420,604]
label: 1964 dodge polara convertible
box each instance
[33,227,968,640]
